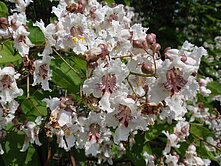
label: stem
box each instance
[70,149,76,166]
[27,75,30,99]
[130,72,155,78]
[44,146,51,166]
[29,98,43,116]
[59,48,85,61]
[126,78,137,96]
[53,48,83,78]
[112,55,132,59]
[143,48,157,77]
[191,132,221,152]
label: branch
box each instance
[130,72,156,78]
[191,132,221,152]
[53,48,83,79]
[70,149,76,166]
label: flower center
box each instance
[163,67,187,96]
[38,64,48,80]
[98,73,118,95]
[89,123,100,141]
[115,104,133,127]
[1,75,13,89]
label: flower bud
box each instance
[141,64,154,74]
[146,33,156,44]
[0,17,8,25]
[53,20,58,24]
[78,0,87,5]
[152,43,161,52]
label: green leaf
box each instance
[0,2,8,17]
[50,54,84,94]
[126,133,146,166]
[190,123,212,138]
[145,123,170,142]
[1,132,41,166]
[0,41,21,64]
[124,0,130,6]
[197,142,219,163]
[207,81,221,97]
[105,0,115,5]
[27,21,45,45]
[17,87,49,121]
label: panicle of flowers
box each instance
[0,0,220,165]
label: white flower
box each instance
[13,26,34,57]
[106,97,148,144]
[83,59,129,113]
[0,100,19,128]
[32,56,53,91]
[78,112,111,156]
[174,121,189,141]
[143,152,155,166]
[162,131,180,155]
[165,154,179,166]
[43,97,78,151]
[33,20,57,56]
[184,144,211,166]
[0,66,23,103]
[130,24,148,41]
[20,117,42,152]
[9,0,33,13]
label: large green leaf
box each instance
[145,123,170,142]
[50,54,85,94]
[190,123,212,138]
[126,133,146,166]
[27,21,45,45]
[17,87,49,121]
[1,132,41,166]
[0,2,8,17]
[105,0,115,5]
[207,81,221,97]
[197,142,220,163]
[0,41,21,64]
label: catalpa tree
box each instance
[0,0,220,165]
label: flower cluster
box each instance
[0,0,220,165]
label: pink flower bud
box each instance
[0,17,8,25]
[141,64,154,74]
[152,43,161,52]
[146,33,156,44]
[53,20,58,24]
[78,0,87,5]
